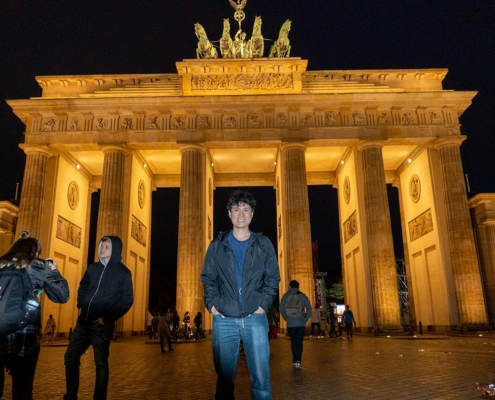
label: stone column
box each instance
[357,141,402,330]
[469,194,495,325]
[434,137,487,325]
[176,144,205,317]
[392,178,417,329]
[17,146,52,240]
[96,145,128,240]
[281,143,314,305]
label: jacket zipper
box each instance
[83,264,107,325]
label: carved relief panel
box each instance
[401,111,417,126]
[325,112,340,126]
[248,114,263,128]
[275,113,289,127]
[172,115,186,129]
[41,118,58,132]
[377,112,392,125]
[223,115,238,129]
[344,211,358,243]
[300,113,314,127]
[408,208,433,242]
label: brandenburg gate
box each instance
[6,3,492,335]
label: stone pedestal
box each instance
[176,144,205,316]
[281,143,314,305]
[96,145,128,240]
[357,141,402,330]
[17,146,52,240]
[435,138,487,325]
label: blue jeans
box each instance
[287,326,305,363]
[212,313,272,400]
[64,322,114,400]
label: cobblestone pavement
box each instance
[2,334,495,399]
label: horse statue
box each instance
[194,23,218,59]
[219,19,235,58]
[250,16,264,58]
[269,19,292,58]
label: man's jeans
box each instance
[287,326,305,363]
[212,313,272,400]
[64,322,114,400]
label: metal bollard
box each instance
[419,321,423,335]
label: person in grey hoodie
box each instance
[64,236,133,400]
[279,280,311,369]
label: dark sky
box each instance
[1,1,495,285]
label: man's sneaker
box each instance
[318,335,321,338]
[294,362,302,369]
[309,335,312,338]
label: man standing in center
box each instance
[201,190,280,400]
[64,236,133,400]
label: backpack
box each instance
[285,292,302,317]
[0,261,35,338]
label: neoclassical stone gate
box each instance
[7,56,490,335]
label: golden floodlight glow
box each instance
[143,163,147,168]
[408,158,412,163]
[341,160,345,165]
[76,164,80,169]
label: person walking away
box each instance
[64,236,133,400]
[146,311,153,339]
[194,312,206,339]
[279,280,311,369]
[0,231,69,400]
[310,305,322,338]
[201,190,280,400]
[159,307,174,352]
[183,311,191,340]
[329,307,337,338]
[342,304,357,340]
[44,314,56,344]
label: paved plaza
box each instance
[2,333,495,399]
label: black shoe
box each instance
[161,350,166,353]
[169,348,174,351]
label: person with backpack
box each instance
[280,280,311,369]
[0,231,69,400]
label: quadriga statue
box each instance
[269,19,291,58]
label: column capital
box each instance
[19,144,52,157]
[178,143,206,154]
[99,144,129,154]
[355,140,385,151]
[432,136,466,150]
[391,177,401,189]
[280,142,307,152]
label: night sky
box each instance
[1,1,494,301]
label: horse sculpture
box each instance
[220,19,235,58]
[269,19,291,58]
[195,23,218,59]
[250,16,264,58]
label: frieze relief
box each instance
[325,113,340,126]
[191,73,293,91]
[377,112,392,125]
[120,117,133,130]
[401,111,417,125]
[351,112,365,126]
[131,215,147,247]
[276,113,288,126]
[198,115,211,129]
[172,116,185,129]
[69,119,82,131]
[248,115,263,128]
[408,208,433,242]
[301,114,314,127]
[56,215,82,248]
[429,111,442,124]
[42,118,57,132]
[147,116,160,129]
[343,211,358,243]
[94,118,109,130]
[223,116,238,128]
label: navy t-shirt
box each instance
[228,231,249,304]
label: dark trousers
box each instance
[329,321,337,337]
[64,322,114,400]
[160,334,173,351]
[310,322,321,335]
[287,326,305,363]
[345,322,353,339]
[0,346,40,400]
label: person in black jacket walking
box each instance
[279,280,311,369]
[64,236,133,400]
[201,190,280,400]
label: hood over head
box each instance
[98,236,122,266]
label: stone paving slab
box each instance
[2,334,494,399]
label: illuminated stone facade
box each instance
[7,57,489,334]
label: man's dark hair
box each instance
[289,280,299,288]
[226,190,256,211]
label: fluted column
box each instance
[357,141,401,330]
[176,144,205,317]
[281,143,314,305]
[96,145,128,240]
[17,146,52,240]
[434,137,487,325]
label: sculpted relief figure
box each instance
[269,19,291,58]
[234,29,251,58]
[195,23,218,59]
